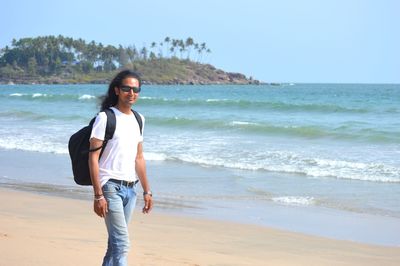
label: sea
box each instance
[0,83,399,246]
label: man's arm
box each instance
[89,138,108,218]
[135,142,153,213]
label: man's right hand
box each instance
[94,198,108,218]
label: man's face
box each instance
[115,77,140,106]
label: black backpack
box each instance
[68,108,143,186]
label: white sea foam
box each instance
[10,93,25,97]
[145,152,167,161]
[0,137,67,154]
[79,94,96,100]
[168,151,400,183]
[174,154,265,171]
[272,196,315,206]
[314,159,367,169]
[230,121,258,126]
[206,98,228,102]
[304,158,400,183]
[32,93,47,98]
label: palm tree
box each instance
[150,42,157,57]
[194,43,200,62]
[118,45,130,67]
[126,45,138,62]
[171,39,179,58]
[199,42,207,62]
[149,51,157,61]
[140,47,148,60]
[185,37,194,60]
[158,41,164,58]
[178,40,185,59]
[164,37,171,57]
[205,48,211,63]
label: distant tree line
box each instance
[0,35,211,78]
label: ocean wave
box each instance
[32,93,48,98]
[0,131,398,183]
[164,152,400,183]
[3,93,97,102]
[148,116,400,143]
[0,134,169,160]
[206,98,230,102]
[138,97,389,114]
[0,110,53,120]
[245,189,400,217]
[230,121,259,126]
[0,110,87,121]
[303,159,400,183]
[78,94,96,100]
[0,138,67,154]
[272,196,315,206]
[5,92,398,114]
[145,152,167,161]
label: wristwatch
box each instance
[143,191,153,197]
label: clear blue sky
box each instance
[1,0,399,83]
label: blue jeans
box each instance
[102,180,137,266]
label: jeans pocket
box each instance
[102,182,121,194]
[132,183,138,195]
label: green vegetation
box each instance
[0,35,258,85]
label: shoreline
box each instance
[1,187,399,266]
[1,148,400,247]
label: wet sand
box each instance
[0,188,399,266]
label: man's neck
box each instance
[114,104,132,115]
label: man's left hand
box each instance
[142,194,153,214]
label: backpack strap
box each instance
[88,108,116,153]
[131,109,143,136]
[104,108,116,141]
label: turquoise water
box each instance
[0,83,399,245]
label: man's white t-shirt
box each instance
[90,107,144,186]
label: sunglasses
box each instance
[119,85,141,93]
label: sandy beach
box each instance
[0,188,399,266]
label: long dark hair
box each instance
[99,70,142,111]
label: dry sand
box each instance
[0,188,399,266]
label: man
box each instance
[89,70,153,266]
